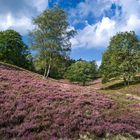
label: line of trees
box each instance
[0,6,140,86]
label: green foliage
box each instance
[0,29,33,69]
[65,61,96,85]
[90,60,98,78]
[30,6,76,78]
[34,55,75,79]
[49,57,75,79]
[100,31,140,85]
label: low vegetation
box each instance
[0,63,140,139]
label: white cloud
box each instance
[70,0,113,25]
[27,0,48,12]
[71,17,116,48]
[0,13,34,35]
[120,0,140,18]
[0,0,48,35]
[71,0,140,49]
[96,60,102,67]
[122,14,140,34]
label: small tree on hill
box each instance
[100,31,140,85]
[65,61,94,86]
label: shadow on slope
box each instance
[101,77,140,90]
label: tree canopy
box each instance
[65,61,97,85]
[0,29,32,69]
[30,6,76,78]
[100,31,140,85]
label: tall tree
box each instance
[100,31,140,85]
[0,29,32,69]
[30,7,76,78]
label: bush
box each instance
[65,61,94,85]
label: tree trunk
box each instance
[127,75,131,86]
[82,81,86,86]
[46,63,51,79]
[123,76,128,86]
[46,57,52,79]
[43,63,47,78]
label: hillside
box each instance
[0,63,140,140]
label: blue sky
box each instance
[0,0,140,66]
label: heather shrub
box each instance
[0,64,140,139]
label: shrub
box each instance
[65,61,94,85]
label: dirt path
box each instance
[58,78,102,94]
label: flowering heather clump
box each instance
[0,64,140,139]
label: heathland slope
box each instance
[0,63,140,139]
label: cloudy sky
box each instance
[0,0,140,66]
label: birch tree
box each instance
[30,7,76,78]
